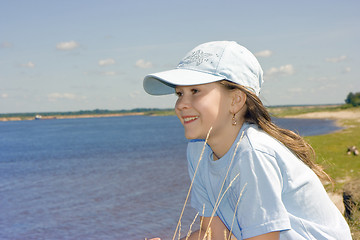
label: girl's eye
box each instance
[175,91,183,97]
[191,89,199,94]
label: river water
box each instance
[0,116,341,239]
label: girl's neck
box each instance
[208,119,245,160]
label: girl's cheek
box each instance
[174,109,182,122]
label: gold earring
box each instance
[232,113,237,126]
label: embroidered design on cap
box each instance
[181,50,213,66]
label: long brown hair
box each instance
[219,80,330,181]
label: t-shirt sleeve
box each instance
[234,149,291,239]
[187,142,214,217]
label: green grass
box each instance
[306,118,360,239]
[306,118,360,188]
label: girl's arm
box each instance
[150,216,280,240]
[181,216,230,240]
[245,231,279,240]
[148,216,227,240]
[182,215,280,240]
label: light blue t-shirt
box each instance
[187,122,351,239]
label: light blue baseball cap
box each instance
[143,41,264,96]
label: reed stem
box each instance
[172,127,213,240]
[202,131,244,239]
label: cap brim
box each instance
[143,68,224,95]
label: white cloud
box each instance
[1,93,8,98]
[307,76,337,84]
[318,83,338,91]
[83,71,118,76]
[254,50,272,58]
[21,61,35,68]
[325,55,347,63]
[288,88,303,93]
[48,93,77,101]
[135,59,153,69]
[56,41,79,50]
[342,67,351,73]
[307,76,329,82]
[103,71,116,76]
[99,58,115,66]
[266,64,294,77]
[130,91,140,98]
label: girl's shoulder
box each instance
[241,124,287,157]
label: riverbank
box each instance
[0,112,147,122]
[0,109,177,122]
[0,105,346,122]
[284,108,360,121]
[284,108,360,239]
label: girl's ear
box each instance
[231,89,247,114]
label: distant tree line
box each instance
[0,108,174,118]
[345,92,360,107]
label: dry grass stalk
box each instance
[174,129,246,240]
[185,212,200,240]
[205,227,212,240]
[215,173,240,210]
[172,127,213,240]
[198,204,205,240]
[224,229,228,240]
[200,172,241,240]
[202,131,245,239]
[227,183,247,240]
[178,221,182,240]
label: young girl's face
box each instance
[175,82,233,140]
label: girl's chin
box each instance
[184,132,206,140]
[185,136,199,140]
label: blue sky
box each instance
[1,0,359,113]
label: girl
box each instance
[143,41,351,240]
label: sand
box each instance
[285,109,360,121]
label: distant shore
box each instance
[0,108,175,122]
[283,108,360,129]
[1,105,358,122]
[0,112,146,122]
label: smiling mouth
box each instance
[183,116,199,124]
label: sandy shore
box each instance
[285,109,360,121]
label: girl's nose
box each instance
[175,95,191,110]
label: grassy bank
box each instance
[268,106,360,187]
[307,117,360,239]
[272,106,360,239]
[306,118,360,189]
